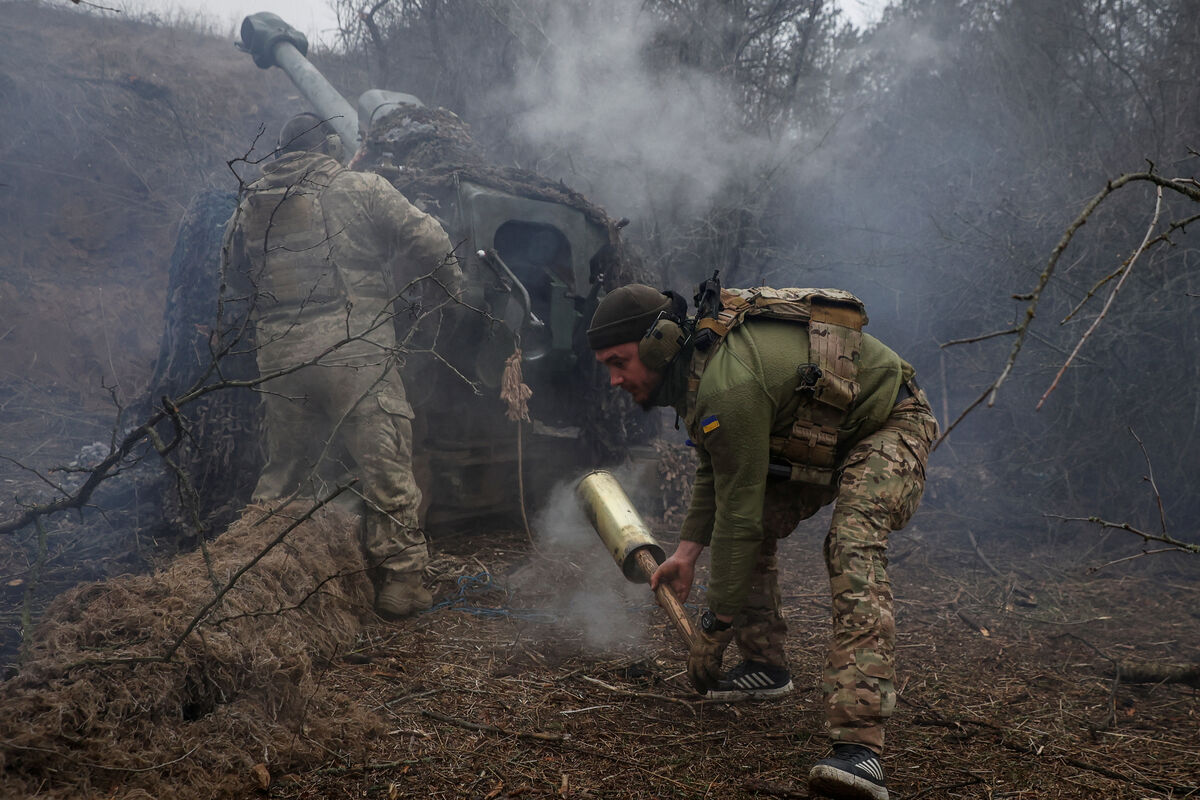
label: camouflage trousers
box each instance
[735,390,938,754]
[253,324,428,580]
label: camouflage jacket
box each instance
[222,151,461,365]
[652,316,913,615]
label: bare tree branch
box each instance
[1036,185,1163,409]
[1046,515,1198,555]
[937,170,1200,444]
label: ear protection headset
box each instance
[276,112,343,161]
[638,290,691,372]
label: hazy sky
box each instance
[110,0,887,48]
[117,0,343,46]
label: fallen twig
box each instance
[908,698,1200,796]
[579,675,698,714]
[743,779,810,798]
[317,758,423,775]
[420,708,569,742]
[1116,660,1200,688]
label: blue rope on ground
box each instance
[425,571,558,623]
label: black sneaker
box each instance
[807,744,888,800]
[705,660,794,701]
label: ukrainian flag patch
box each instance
[701,415,720,434]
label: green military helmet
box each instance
[277,112,343,160]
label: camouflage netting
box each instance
[358,104,486,173]
[359,104,657,463]
[0,503,380,799]
[147,188,263,538]
[363,105,642,267]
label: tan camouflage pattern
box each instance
[224,150,458,581]
[823,393,936,752]
[252,329,427,578]
[732,391,937,753]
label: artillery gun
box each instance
[151,12,651,534]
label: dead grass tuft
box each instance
[0,503,379,799]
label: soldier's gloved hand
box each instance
[687,627,734,694]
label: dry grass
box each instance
[0,506,1197,798]
[0,502,378,799]
[267,529,1199,800]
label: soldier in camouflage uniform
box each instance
[222,113,461,620]
[589,284,937,800]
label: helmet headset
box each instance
[277,112,343,161]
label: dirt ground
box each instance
[219,524,1198,800]
[2,428,1197,800]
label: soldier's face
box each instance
[595,341,662,407]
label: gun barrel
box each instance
[239,13,360,160]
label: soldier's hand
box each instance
[687,627,734,694]
[650,554,695,603]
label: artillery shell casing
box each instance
[575,470,666,583]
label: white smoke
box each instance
[510,466,673,654]
[504,0,778,220]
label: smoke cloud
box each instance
[505,0,776,221]
[512,466,672,655]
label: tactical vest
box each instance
[687,287,868,487]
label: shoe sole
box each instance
[807,765,888,800]
[705,679,794,702]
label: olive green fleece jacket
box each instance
[654,317,913,616]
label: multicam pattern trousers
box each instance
[734,389,938,754]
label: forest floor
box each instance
[0,5,1197,798]
[0,390,1198,799]
[268,529,1200,800]
[3,293,1192,778]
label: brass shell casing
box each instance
[575,470,666,583]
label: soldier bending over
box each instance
[589,281,937,800]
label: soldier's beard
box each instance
[635,370,666,411]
